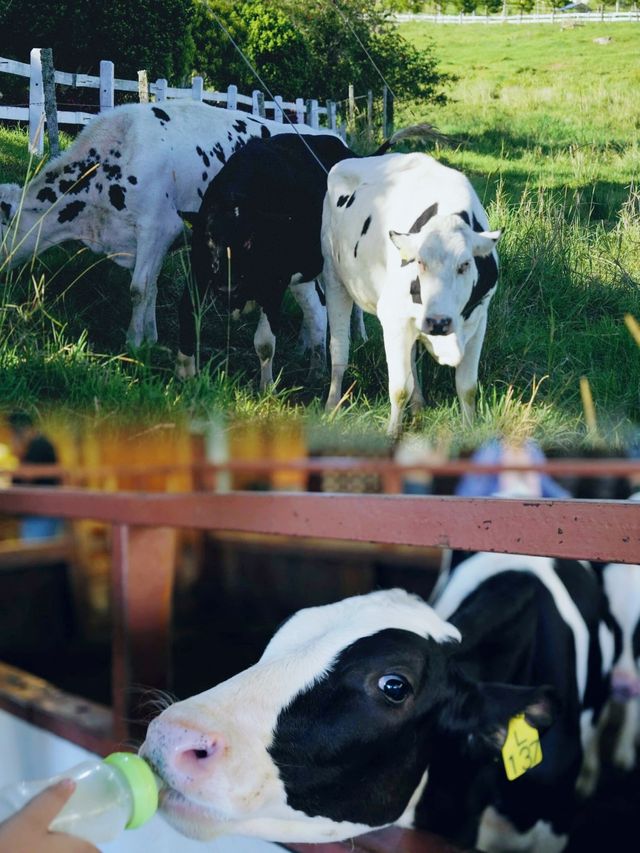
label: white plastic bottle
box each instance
[0,752,159,845]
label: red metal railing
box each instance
[1,462,638,853]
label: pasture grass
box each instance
[1,22,639,447]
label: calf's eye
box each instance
[457,261,470,275]
[378,674,412,704]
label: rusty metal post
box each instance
[111,524,177,741]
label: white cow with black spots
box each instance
[321,152,501,435]
[0,99,328,354]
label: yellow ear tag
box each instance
[501,714,543,781]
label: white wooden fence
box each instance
[396,8,640,24]
[0,48,339,156]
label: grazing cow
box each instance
[431,552,619,850]
[0,100,328,348]
[141,587,568,849]
[179,125,439,387]
[321,152,501,434]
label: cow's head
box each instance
[389,214,500,366]
[183,192,261,312]
[141,589,553,843]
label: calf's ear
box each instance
[450,682,557,760]
[389,230,421,263]
[471,229,501,257]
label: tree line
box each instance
[0,1,449,106]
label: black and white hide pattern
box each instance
[141,587,571,850]
[0,100,327,349]
[179,125,437,388]
[430,551,619,851]
[321,152,501,434]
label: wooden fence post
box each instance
[274,95,284,122]
[155,78,167,102]
[309,99,319,129]
[366,89,373,142]
[327,100,337,132]
[295,97,305,124]
[382,85,394,139]
[29,48,45,156]
[137,70,149,103]
[252,89,265,117]
[348,83,355,133]
[99,60,114,111]
[191,75,203,101]
[40,48,59,158]
[227,84,237,110]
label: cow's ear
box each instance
[389,230,420,263]
[467,683,557,758]
[440,678,557,760]
[471,229,501,257]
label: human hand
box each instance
[0,780,99,852]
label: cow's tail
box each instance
[372,123,451,156]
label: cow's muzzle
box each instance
[423,315,453,336]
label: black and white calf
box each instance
[600,494,640,772]
[140,576,611,851]
[180,126,437,387]
[431,552,619,850]
[321,152,501,434]
[0,100,327,349]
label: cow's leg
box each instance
[410,342,425,414]
[454,312,487,425]
[254,310,276,391]
[379,308,415,437]
[175,274,204,379]
[324,272,354,413]
[351,305,368,343]
[290,279,326,374]
[612,698,639,771]
[128,219,182,347]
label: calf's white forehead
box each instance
[262,588,460,668]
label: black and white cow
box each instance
[321,152,501,434]
[140,575,614,851]
[179,126,438,387]
[431,552,619,850]
[0,100,328,348]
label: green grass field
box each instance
[1,21,639,448]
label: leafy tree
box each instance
[192,0,449,104]
[451,0,478,11]
[0,0,195,82]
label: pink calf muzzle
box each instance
[146,719,227,782]
[611,670,640,702]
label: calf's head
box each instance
[141,588,552,843]
[389,214,500,366]
[187,192,265,313]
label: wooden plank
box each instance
[111,525,177,740]
[56,110,95,125]
[29,48,44,155]
[0,537,72,572]
[0,56,31,76]
[0,489,638,564]
[0,106,29,121]
[0,662,117,757]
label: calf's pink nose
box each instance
[162,724,227,777]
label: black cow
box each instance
[177,125,440,387]
[140,562,617,851]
